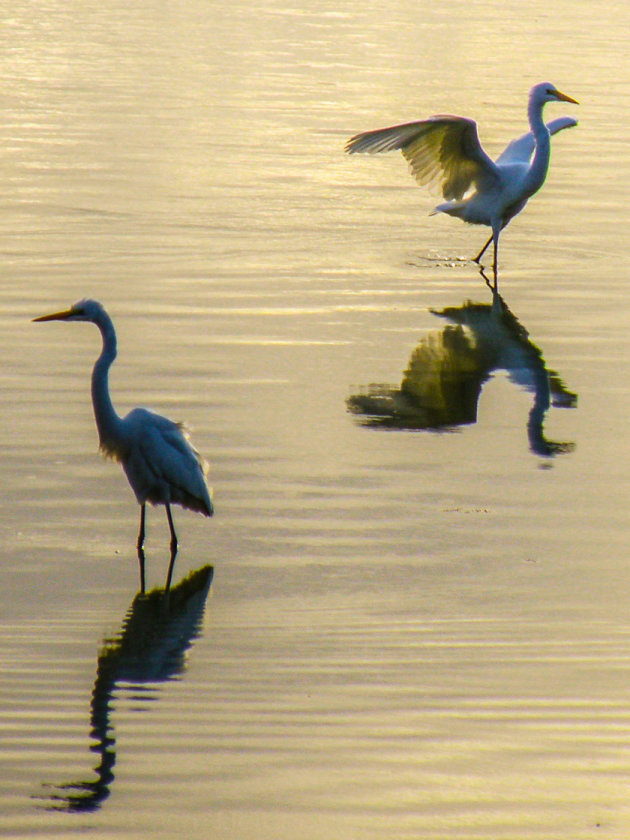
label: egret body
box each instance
[345,82,578,287]
[34,299,213,591]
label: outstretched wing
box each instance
[345,116,500,200]
[495,117,578,166]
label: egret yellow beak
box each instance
[33,307,74,322]
[556,90,579,105]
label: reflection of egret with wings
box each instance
[347,293,576,457]
[37,565,213,813]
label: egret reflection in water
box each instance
[37,565,214,813]
[347,292,576,457]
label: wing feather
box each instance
[346,116,500,200]
[495,117,578,166]
[121,408,213,516]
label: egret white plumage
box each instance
[345,82,578,287]
[34,299,213,592]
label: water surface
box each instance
[1,1,630,838]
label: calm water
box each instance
[1,0,630,837]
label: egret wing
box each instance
[346,116,500,200]
[495,117,578,166]
[124,409,213,515]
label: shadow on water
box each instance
[36,565,214,813]
[347,290,577,457]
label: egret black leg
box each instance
[137,503,146,550]
[473,233,493,264]
[137,503,146,593]
[492,231,499,292]
[165,503,178,554]
[164,503,178,592]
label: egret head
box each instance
[532,82,579,106]
[33,298,106,324]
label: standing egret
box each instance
[345,82,578,287]
[34,299,213,592]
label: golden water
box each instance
[1,0,630,837]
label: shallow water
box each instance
[2,0,630,837]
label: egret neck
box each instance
[522,91,552,199]
[91,310,124,457]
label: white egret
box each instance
[345,82,578,287]
[34,299,213,591]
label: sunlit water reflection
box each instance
[2,0,630,838]
[36,566,213,813]
[348,289,577,456]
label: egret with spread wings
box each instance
[345,82,578,287]
[34,299,213,592]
